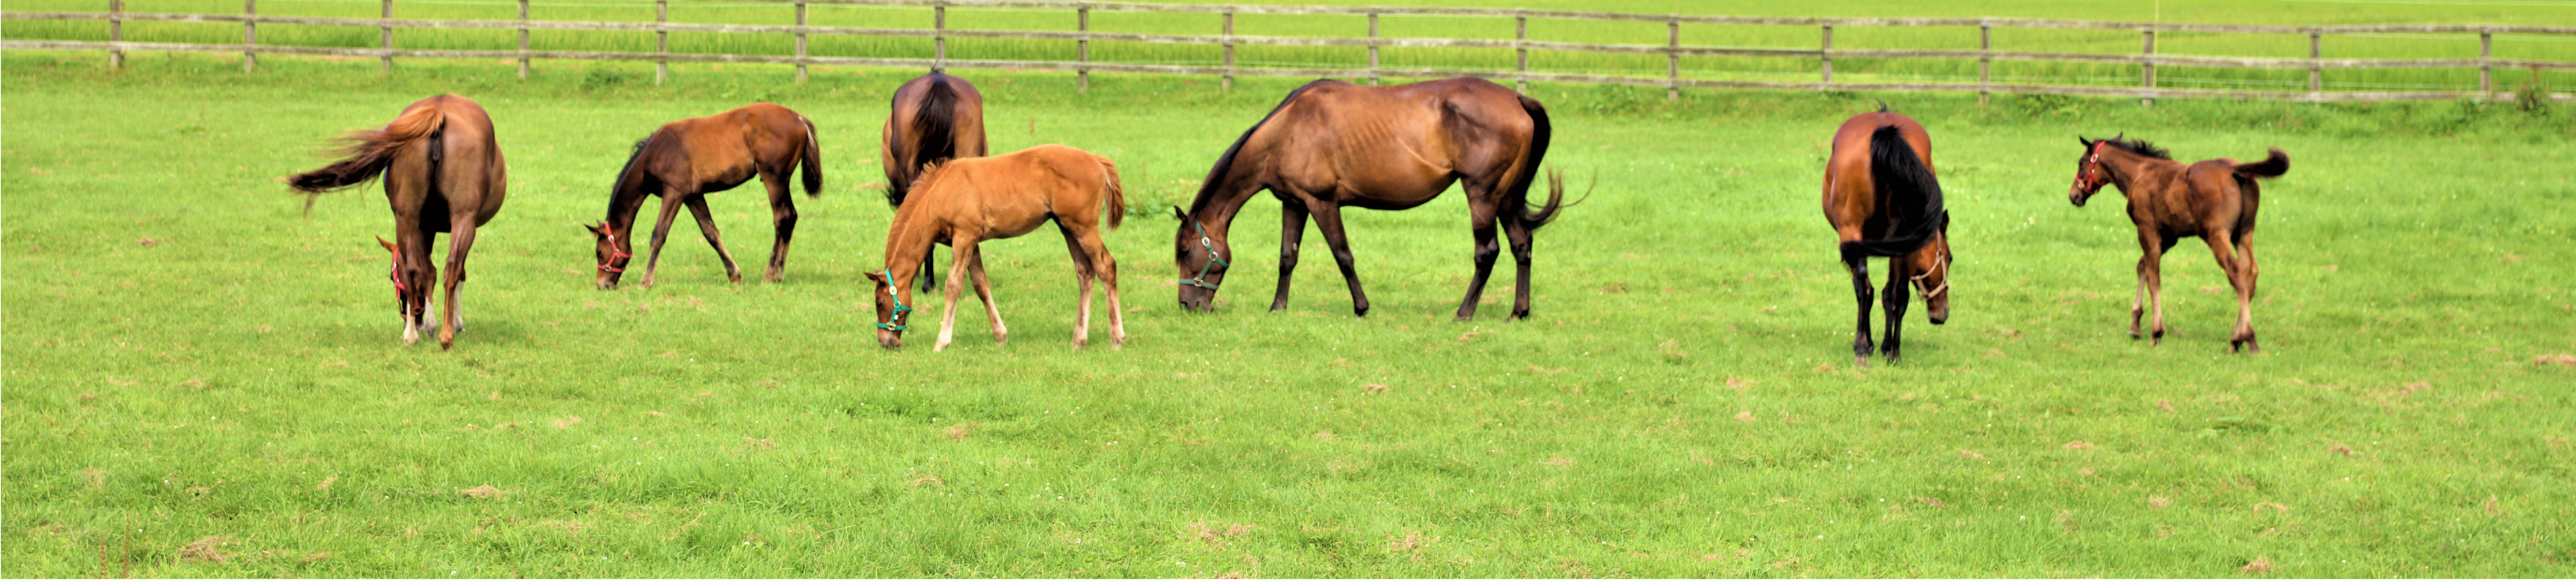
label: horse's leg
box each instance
[682,195,743,284]
[1305,200,1371,318]
[1059,224,1097,348]
[1841,245,1875,366]
[2235,233,2260,353]
[1501,210,1538,319]
[761,171,797,283]
[2205,230,2256,353]
[1272,202,1310,312]
[934,237,978,352]
[639,189,689,288]
[1072,223,1126,348]
[2145,237,2176,344]
[967,249,1006,344]
[393,213,432,345]
[1455,199,1502,321]
[918,246,940,292]
[437,211,481,350]
[1879,258,1912,364]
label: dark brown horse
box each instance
[865,145,1126,352]
[2067,136,2287,352]
[590,102,822,289]
[1173,78,1567,319]
[287,94,506,349]
[1822,106,1951,365]
[879,72,988,290]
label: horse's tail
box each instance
[2232,148,2289,179]
[797,115,824,198]
[286,102,447,193]
[1099,155,1126,230]
[1507,93,1566,231]
[892,74,962,207]
[1847,124,1945,257]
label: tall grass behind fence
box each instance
[4,0,2571,101]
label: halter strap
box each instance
[1909,249,1951,299]
[1179,219,1230,290]
[2072,141,2113,192]
[598,228,634,274]
[875,269,914,331]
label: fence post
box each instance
[380,0,394,72]
[2140,28,2154,106]
[1818,24,1831,84]
[1514,13,1527,93]
[1075,6,1089,93]
[109,0,123,69]
[516,0,529,78]
[1222,8,1234,92]
[2307,31,2322,98]
[1666,19,1678,101]
[794,1,807,84]
[933,2,947,72]
[242,0,256,72]
[1977,23,1991,105]
[1366,12,1379,85]
[2479,30,2493,97]
[654,0,667,84]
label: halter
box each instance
[386,245,411,311]
[1178,219,1230,290]
[2071,141,2113,192]
[875,269,914,331]
[1909,248,1951,299]
[597,228,634,274]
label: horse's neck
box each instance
[605,181,654,235]
[1190,173,1265,238]
[2104,152,2174,196]
[881,208,940,282]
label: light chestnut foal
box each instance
[865,144,1128,352]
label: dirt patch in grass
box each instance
[179,536,230,563]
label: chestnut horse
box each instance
[1822,106,1951,365]
[2067,136,2288,352]
[287,94,506,349]
[589,102,821,289]
[865,144,1127,352]
[880,72,988,290]
[1173,78,1567,320]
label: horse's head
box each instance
[862,269,915,349]
[1171,207,1232,312]
[378,236,418,319]
[1907,223,1953,325]
[586,222,633,290]
[2069,136,2116,207]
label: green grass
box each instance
[7,0,2575,93]
[6,50,2576,577]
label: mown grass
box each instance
[4,49,2575,577]
[6,0,2574,93]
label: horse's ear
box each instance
[582,221,606,236]
[862,270,886,283]
[2076,136,2093,146]
[1170,206,1187,221]
[377,236,398,253]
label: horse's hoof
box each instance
[2150,330,2164,345]
[1353,306,1370,318]
[994,334,1009,345]
[1853,356,1870,368]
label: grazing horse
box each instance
[2066,136,2287,352]
[1821,106,1951,366]
[880,72,989,290]
[1172,78,1567,319]
[287,94,506,349]
[590,102,822,289]
[865,144,1127,352]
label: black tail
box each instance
[2233,148,2289,179]
[1508,94,1566,230]
[890,74,961,207]
[798,116,824,197]
[1847,125,1945,257]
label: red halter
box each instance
[2071,141,2113,192]
[598,227,634,274]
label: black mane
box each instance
[2102,137,2170,160]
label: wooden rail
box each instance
[6,0,2571,103]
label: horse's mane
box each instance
[1185,79,1336,216]
[2102,137,2170,160]
[611,133,656,195]
[905,159,952,205]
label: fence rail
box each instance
[7,0,2571,103]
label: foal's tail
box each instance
[1847,124,1946,257]
[286,102,448,193]
[1098,156,1126,230]
[2232,148,2289,179]
[797,115,824,197]
[1507,93,1567,231]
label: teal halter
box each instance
[1179,220,1229,290]
[874,269,913,331]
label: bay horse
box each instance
[865,145,1127,352]
[1172,78,1567,320]
[286,94,506,350]
[879,72,989,290]
[2067,136,2288,352]
[589,102,822,289]
[1821,106,1951,366]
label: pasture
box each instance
[4,46,2574,577]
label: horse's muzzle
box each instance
[877,330,904,349]
[2068,189,2091,207]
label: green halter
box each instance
[875,269,913,331]
[1179,220,1230,290]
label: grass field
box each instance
[7,0,2576,93]
[5,47,2576,577]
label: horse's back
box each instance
[1261,79,1526,204]
[415,94,506,224]
[1823,112,1931,235]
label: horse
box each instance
[286,94,506,350]
[1172,78,1569,320]
[865,145,1126,352]
[589,102,822,290]
[2066,136,2288,353]
[1821,105,1952,366]
[879,72,989,290]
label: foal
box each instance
[865,145,1128,352]
[592,102,822,289]
[880,72,989,290]
[287,94,506,349]
[2067,137,2288,352]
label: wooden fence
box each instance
[6,0,2573,103]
